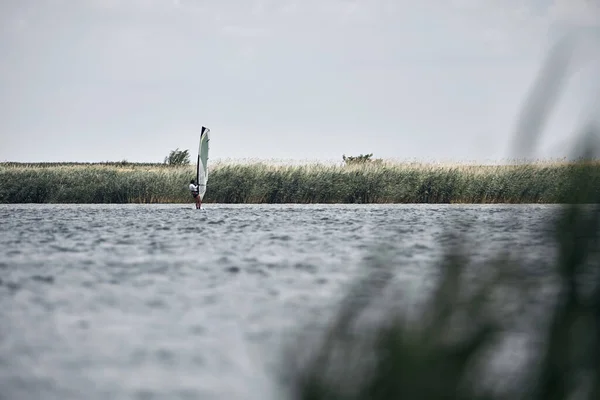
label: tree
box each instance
[342,153,374,165]
[164,148,190,165]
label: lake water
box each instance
[0,204,562,400]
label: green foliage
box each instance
[1,161,600,204]
[343,153,374,165]
[163,148,190,166]
[0,163,194,203]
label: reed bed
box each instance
[1,160,599,204]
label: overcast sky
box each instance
[1,0,599,163]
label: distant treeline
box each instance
[1,161,600,204]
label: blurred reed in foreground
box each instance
[1,160,598,204]
[281,32,600,400]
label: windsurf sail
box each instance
[196,126,211,200]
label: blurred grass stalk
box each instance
[282,33,600,400]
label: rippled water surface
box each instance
[0,204,561,400]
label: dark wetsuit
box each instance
[189,183,199,198]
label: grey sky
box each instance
[1,0,599,163]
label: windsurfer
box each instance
[189,179,202,209]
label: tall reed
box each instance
[2,161,598,204]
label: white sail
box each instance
[196,126,210,200]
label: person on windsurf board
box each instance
[189,179,202,209]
